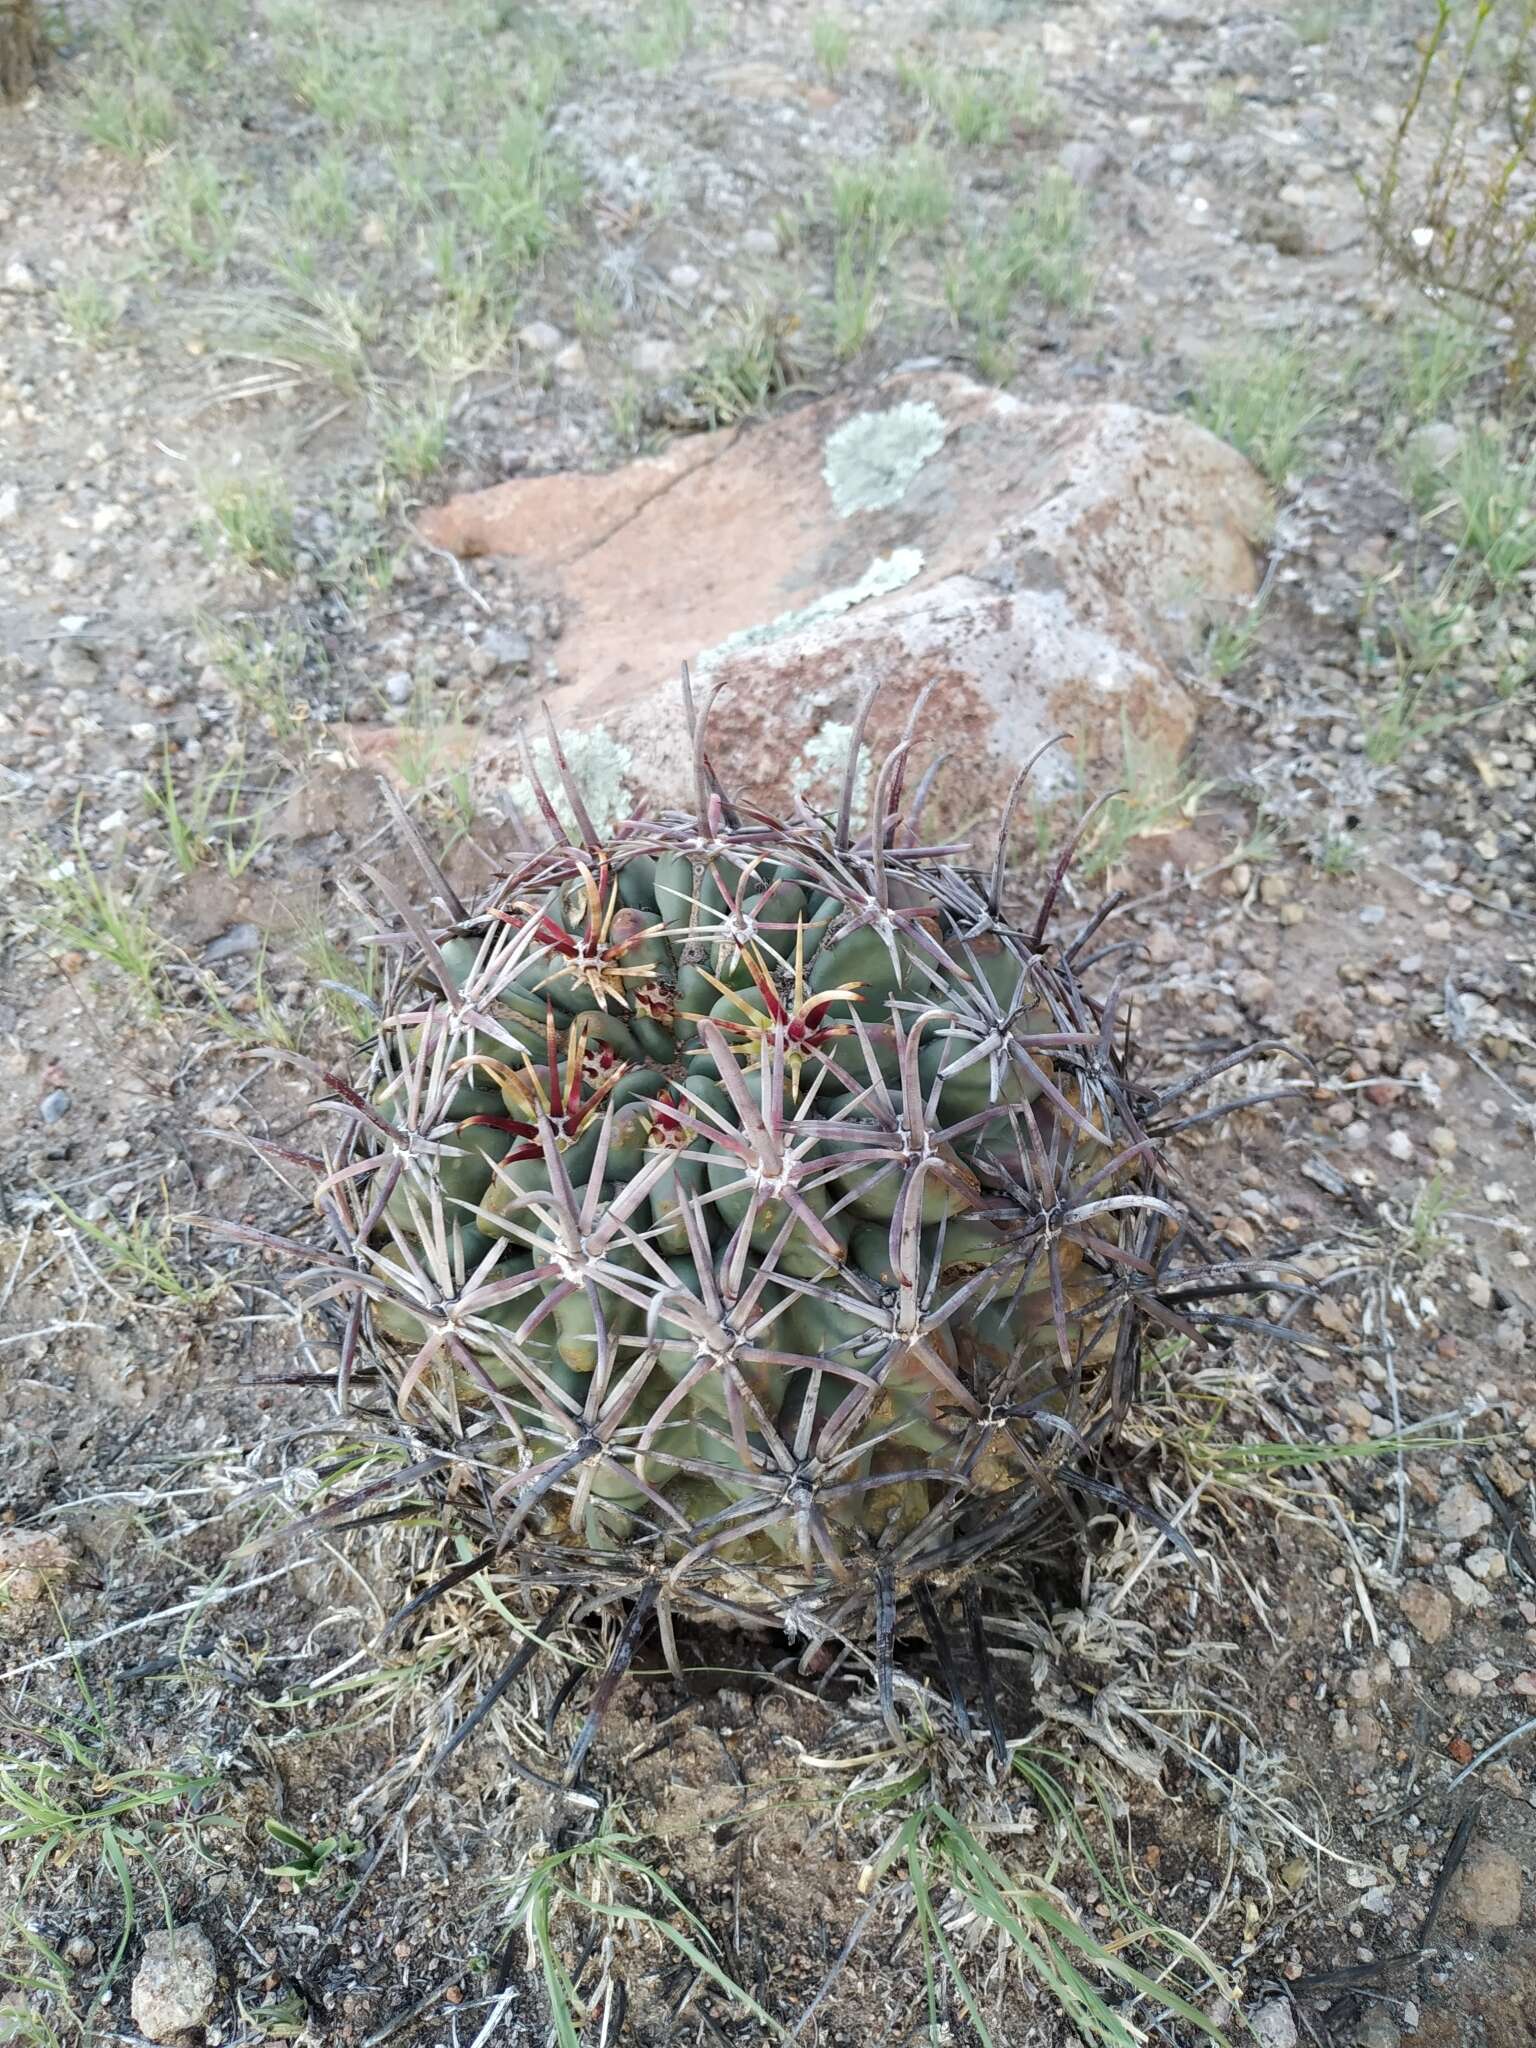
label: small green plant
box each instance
[227,274,379,397]
[145,748,276,878]
[1393,317,1491,425]
[200,474,298,577]
[508,1816,783,2046]
[152,0,245,78]
[899,57,1054,145]
[76,74,177,157]
[298,922,380,1042]
[1066,722,1217,877]
[1429,425,1536,591]
[1317,831,1365,876]
[829,228,885,361]
[47,1190,217,1307]
[54,277,121,346]
[145,152,241,274]
[378,390,450,483]
[884,1799,1228,2048]
[1361,567,1481,680]
[625,0,695,71]
[811,13,852,78]
[1404,1171,1456,1262]
[607,377,643,451]
[685,303,796,424]
[1186,337,1328,487]
[33,827,169,1014]
[442,107,571,275]
[261,1818,362,1890]
[200,614,313,738]
[946,169,1091,360]
[0,1706,225,1997]
[1203,586,1271,680]
[829,142,950,241]
[286,144,359,239]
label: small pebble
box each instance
[39,1088,71,1124]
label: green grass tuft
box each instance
[199,474,298,577]
[812,14,852,78]
[1186,337,1329,487]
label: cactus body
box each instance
[285,695,1274,1654]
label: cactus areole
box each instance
[281,684,1273,1660]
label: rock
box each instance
[418,376,1268,827]
[632,336,682,377]
[1436,1483,1494,1540]
[382,670,413,706]
[475,626,532,676]
[1398,1581,1452,1644]
[1451,1844,1523,1930]
[1234,969,1274,1009]
[1356,2015,1401,2048]
[1443,1666,1481,1698]
[517,320,563,355]
[552,339,587,377]
[1406,421,1462,471]
[3,256,41,294]
[0,1528,74,1603]
[669,262,702,291]
[39,1088,70,1124]
[1249,1999,1298,2048]
[1057,139,1111,186]
[0,483,18,524]
[740,226,779,255]
[1444,1563,1492,1609]
[49,639,99,688]
[129,1924,218,2042]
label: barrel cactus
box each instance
[268,683,1277,1708]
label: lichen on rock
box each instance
[697,547,923,671]
[502,726,634,835]
[821,401,947,517]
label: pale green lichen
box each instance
[501,727,634,835]
[822,401,947,517]
[696,547,923,674]
[792,720,871,826]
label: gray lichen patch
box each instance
[792,720,871,826]
[695,547,923,672]
[822,401,947,517]
[500,727,634,835]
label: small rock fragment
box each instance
[1451,1845,1523,1930]
[1398,1581,1453,1644]
[517,320,563,356]
[0,1529,74,1603]
[39,1089,71,1124]
[130,1925,218,2043]
[1248,1998,1299,2048]
[1436,1483,1494,1540]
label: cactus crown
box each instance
[274,684,1280,1673]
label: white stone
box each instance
[1436,1483,1494,1540]
[1249,2000,1298,2048]
[517,320,563,356]
[130,1925,217,2043]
